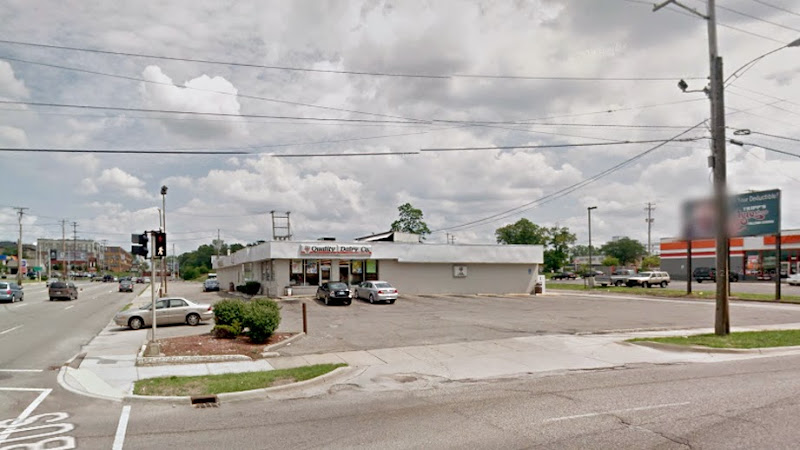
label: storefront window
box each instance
[290,260,303,285]
[365,260,379,281]
[305,260,319,286]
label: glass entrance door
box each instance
[320,260,331,284]
[339,262,349,285]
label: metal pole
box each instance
[302,302,308,334]
[686,239,693,294]
[776,233,782,301]
[15,207,27,285]
[162,188,168,295]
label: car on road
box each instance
[626,271,671,288]
[693,267,739,283]
[143,277,150,283]
[316,282,352,306]
[203,279,220,292]
[49,281,78,301]
[119,280,134,292]
[113,297,214,330]
[102,274,114,282]
[788,274,800,286]
[0,281,24,303]
[46,278,60,287]
[551,272,577,280]
[354,280,398,304]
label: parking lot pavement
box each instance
[276,291,800,357]
[554,278,800,295]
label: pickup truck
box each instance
[595,269,637,287]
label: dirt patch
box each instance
[159,332,296,358]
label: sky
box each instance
[1,0,799,256]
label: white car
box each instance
[626,271,670,288]
[788,274,800,286]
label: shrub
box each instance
[41,275,48,281]
[213,299,247,327]
[212,324,240,339]
[181,267,199,280]
[243,298,281,344]
[235,281,261,296]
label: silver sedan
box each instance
[354,281,398,304]
[114,297,214,330]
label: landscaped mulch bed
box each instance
[159,332,295,358]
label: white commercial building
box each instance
[213,232,543,297]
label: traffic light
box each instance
[154,232,167,259]
[131,233,149,258]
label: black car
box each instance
[203,279,220,292]
[552,272,577,280]
[119,280,134,292]
[316,282,352,306]
[693,267,739,283]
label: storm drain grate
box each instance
[191,395,219,408]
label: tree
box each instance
[495,219,547,245]
[641,255,661,270]
[496,220,576,272]
[569,245,592,258]
[600,238,646,266]
[602,256,621,267]
[390,203,431,237]
[230,243,245,253]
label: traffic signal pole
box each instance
[146,230,161,356]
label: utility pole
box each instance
[61,220,67,281]
[14,207,28,285]
[645,203,655,255]
[655,0,729,335]
[72,222,78,278]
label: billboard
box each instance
[683,189,780,239]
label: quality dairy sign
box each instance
[682,189,780,239]
[299,244,372,258]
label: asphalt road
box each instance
[117,353,800,449]
[0,280,149,449]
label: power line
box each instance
[746,0,800,17]
[734,140,800,159]
[419,137,703,152]
[0,39,706,81]
[431,120,708,233]
[713,3,800,33]
[0,147,248,155]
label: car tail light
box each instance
[378,290,385,294]
[207,306,213,311]
[5,289,10,294]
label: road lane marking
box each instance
[112,405,132,450]
[64,305,74,310]
[11,303,28,308]
[0,388,53,444]
[0,369,43,373]
[0,325,23,335]
[543,401,691,423]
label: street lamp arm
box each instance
[724,38,800,86]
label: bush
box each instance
[41,275,48,281]
[181,267,199,280]
[242,298,281,344]
[236,281,261,296]
[213,299,247,327]
[212,324,240,339]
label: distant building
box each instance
[37,238,101,272]
[104,246,133,273]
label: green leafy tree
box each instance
[545,226,577,272]
[569,245,591,258]
[496,220,576,272]
[602,256,621,267]
[641,255,661,270]
[390,203,431,237]
[600,238,647,266]
[495,219,547,245]
[230,243,245,253]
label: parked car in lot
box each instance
[551,272,577,280]
[580,270,604,278]
[119,280,134,292]
[354,281,398,304]
[0,281,24,303]
[626,271,671,288]
[114,297,214,330]
[203,279,220,292]
[788,274,800,286]
[596,269,637,287]
[316,282,352,306]
[49,281,78,301]
[693,267,739,283]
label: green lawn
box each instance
[547,283,800,303]
[629,329,800,349]
[133,363,346,396]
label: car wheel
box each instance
[660,281,667,288]
[369,294,375,304]
[129,317,144,330]
[697,279,702,283]
[49,297,54,301]
[615,281,623,287]
[389,299,396,304]
[186,313,201,326]
[344,300,351,306]
[643,282,650,288]
[324,295,329,306]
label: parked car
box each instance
[119,280,134,292]
[113,297,214,330]
[626,271,671,288]
[580,270,604,278]
[203,279,220,292]
[135,277,144,284]
[102,274,114,282]
[596,269,637,287]
[0,281,24,303]
[354,281,398,304]
[788,274,800,286]
[693,267,739,283]
[551,272,577,280]
[49,281,78,301]
[316,282,352,306]
[143,277,150,283]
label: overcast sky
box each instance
[1,0,799,254]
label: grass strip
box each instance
[547,283,800,303]
[120,303,133,312]
[133,363,346,396]
[628,329,800,349]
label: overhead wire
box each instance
[746,0,800,17]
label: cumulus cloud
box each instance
[0,125,28,146]
[81,168,154,200]
[0,61,29,98]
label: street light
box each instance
[724,37,800,86]
[588,206,597,287]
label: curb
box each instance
[630,340,800,354]
[57,366,123,403]
[123,366,357,404]
[136,354,252,366]
[262,332,305,354]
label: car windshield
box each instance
[329,283,347,290]
[50,282,67,288]
[0,283,7,289]
[375,282,392,288]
